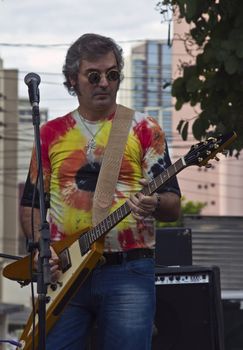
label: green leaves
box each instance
[192,113,210,140]
[186,76,203,92]
[224,55,239,74]
[163,0,243,153]
[236,41,243,58]
[177,119,189,140]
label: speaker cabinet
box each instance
[155,227,192,266]
[153,266,225,350]
[223,299,243,350]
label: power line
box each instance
[0,39,163,48]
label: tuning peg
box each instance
[205,163,212,168]
[214,156,220,161]
[222,149,228,155]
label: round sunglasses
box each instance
[87,70,120,85]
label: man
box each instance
[21,33,181,350]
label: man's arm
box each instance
[20,206,41,241]
[153,191,181,222]
[21,206,60,280]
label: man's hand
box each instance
[127,178,158,220]
[34,246,61,283]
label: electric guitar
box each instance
[3,131,237,350]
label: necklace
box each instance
[78,113,106,155]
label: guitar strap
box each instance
[92,104,134,227]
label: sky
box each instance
[0,0,170,118]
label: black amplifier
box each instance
[155,267,210,285]
[153,266,225,350]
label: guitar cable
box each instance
[0,339,23,348]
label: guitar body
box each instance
[4,231,104,350]
[3,231,85,283]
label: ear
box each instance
[69,78,76,88]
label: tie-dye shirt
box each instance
[21,107,180,252]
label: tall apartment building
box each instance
[118,40,173,147]
[0,58,19,259]
[18,98,48,255]
[0,57,23,348]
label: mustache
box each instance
[93,91,110,95]
[93,85,120,94]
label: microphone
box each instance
[24,72,41,106]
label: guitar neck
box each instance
[79,157,186,254]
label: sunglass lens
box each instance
[107,70,120,81]
[88,72,100,84]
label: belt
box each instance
[101,248,154,266]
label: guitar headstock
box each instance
[184,131,237,167]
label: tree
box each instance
[156,0,243,155]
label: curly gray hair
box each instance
[62,33,124,95]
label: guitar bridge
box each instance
[59,248,71,273]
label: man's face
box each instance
[73,51,120,113]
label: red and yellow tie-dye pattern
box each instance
[29,109,166,251]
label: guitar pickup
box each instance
[59,249,72,273]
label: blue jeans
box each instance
[46,257,155,350]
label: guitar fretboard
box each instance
[79,157,186,254]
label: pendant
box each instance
[86,138,96,155]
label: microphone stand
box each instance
[28,101,51,350]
